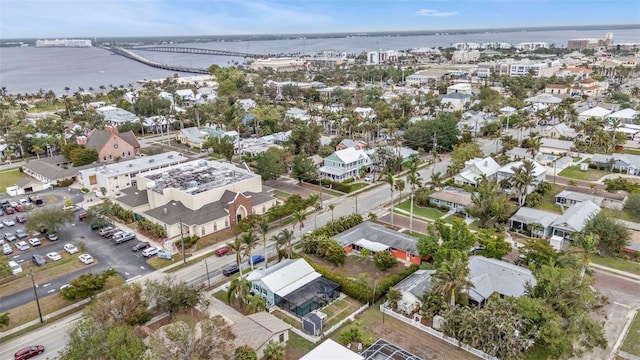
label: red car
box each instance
[215,246,231,256]
[15,215,27,224]
[14,345,44,360]
[4,206,15,215]
[14,204,24,212]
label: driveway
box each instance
[264,178,334,203]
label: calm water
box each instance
[1,28,639,95]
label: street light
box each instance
[29,266,44,323]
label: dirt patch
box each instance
[43,194,60,204]
[306,253,406,287]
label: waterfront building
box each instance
[249,57,306,72]
[452,50,481,64]
[567,33,613,51]
[516,42,549,51]
[35,39,92,47]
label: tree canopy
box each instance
[25,207,74,234]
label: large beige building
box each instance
[249,57,306,72]
[115,160,276,239]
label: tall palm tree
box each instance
[227,236,245,278]
[407,171,422,234]
[385,172,396,227]
[257,219,270,268]
[227,276,251,308]
[572,232,599,281]
[241,230,260,271]
[394,179,405,205]
[279,228,294,259]
[511,159,536,206]
[328,204,335,222]
[431,257,473,307]
[246,293,267,314]
[293,210,306,246]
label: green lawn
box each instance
[558,165,611,181]
[591,256,640,276]
[350,183,369,192]
[620,311,640,356]
[396,200,447,220]
[534,183,565,214]
[0,168,27,193]
[622,148,640,156]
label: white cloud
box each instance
[416,9,459,17]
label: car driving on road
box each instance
[14,344,45,360]
[223,264,240,276]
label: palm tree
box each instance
[385,172,396,227]
[430,171,443,191]
[394,178,405,205]
[386,287,402,310]
[511,159,536,206]
[257,219,270,268]
[572,232,599,281]
[263,340,286,360]
[368,212,378,222]
[241,230,260,271]
[227,236,245,278]
[246,293,267,314]
[227,276,251,308]
[431,257,473,307]
[279,228,294,259]
[293,209,306,248]
[407,171,422,233]
[329,204,335,222]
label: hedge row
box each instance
[307,213,363,239]
[320,178,352,193]
[300,254,419,303]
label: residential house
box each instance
[496,160,547,194]
[336,139,367,151]
[608,108,639,124]
[393,269,436,314]
[114,160,276,239]
[591,153,640,175]
[14,178,46,193]
[78,127,141,163]
[505,147,534,160]
[237,99,256,111]
[555,66,593,80]
[333,221,423,265]
[454,157,501,187]
[550,201,601,238]
[440,93,471,111]
[524,93,563,106]
[555,186,628,210]
[578,78,602,97]
[394,147,419,163]
[458,111,495,136]
[301,339,363,360]
[539,138,574,155]
[354,107,376,121]
[467,256,536,307]
[246,258,340,316]
[544,84,571,96]
[428,186,472,213]
[232,313,291,359]
[175,127,208,149]
[95,106,140,126]
[509,207,559,238]
[318,147,371,182]
[446,82,472,95]
[541,123,576,139]
[578,106,612,121]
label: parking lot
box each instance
[0,192,155,313]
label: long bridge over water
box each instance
[128,46,261,58]
[105,47,210,74]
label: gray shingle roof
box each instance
[85,129,111,151]
[333,222,419,255]
[144,200,228,226]
[118,131,140,149]
[22,159,99,182]
[116,187,149,208]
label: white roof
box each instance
[609,108,638,120]
[355,239,389,252]
[499,160,547,177]
[579,106,612,118]
[301,339,363,360]
[246,259,320,297]
[540,138,573,150]
[525,93,563,104]
[465,157,501,176]
[334,147,370,164]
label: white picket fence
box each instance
[380,305,498,360]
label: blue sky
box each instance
[0,0,638,39]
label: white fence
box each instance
[380,305,498,360]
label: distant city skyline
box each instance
[0,0,638,39]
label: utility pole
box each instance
[179,217,186,265]
[29,267,44,323]
[432,132,438,175]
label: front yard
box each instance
[395,199,447,220]
[558,165,611,181]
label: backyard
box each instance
[533,183,565,213]
[558,165,611,181]
[305,253,408,288]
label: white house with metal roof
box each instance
[496,160,547,194]
[301,339,363,360]
[578,106,612,121]
[509,207,559,238]
[454,156,501,186]
[96,106,140,126]
[551,200,600,238]
[608,108,638,123]
[539,138,574,155]
[318,147,371,182]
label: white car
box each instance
[9,201,18,208]
[64,243,79,254]
[46,251,62,261]
[2,243,12,255]
[15,241,29,251]
[2,219,15,227]
[18,199,28,205]
[28,237,41,246]
[79,254,94,264]
[364,176,373,182]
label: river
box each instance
[1,28,638,95]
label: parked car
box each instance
[14,204,24,212]
[78,212,87,221]
[215,246,231,256]
[222,264,240,276]
[46,252,62,261]
[4,233,16,242]
[28,237,41,246]
[364,176,373,182]
[3,206,14,215]
[8,260,22,275]
[9,201,18,208]
[32,254,46,266]
[2,243,12,255]
[46,233,58,241]
[113,232,136,244]
[63,243,79,254]
[79,254,94,264]
[3,219,15,227]
[248,255,265,266]
[14,345,45,360]
[18,199,28,206]
[131,241,150,252]
[15,215,27,224]
[15,241,29,251]
[102,229,119,238]
[15,229,27,239]
[98,226,114,236]
[142,247,159,257]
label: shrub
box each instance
[374,251,398,271]
[343,178,354,184]
[58,178,74,187]
[137,219,167,239]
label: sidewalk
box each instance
[591,263,640,282]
